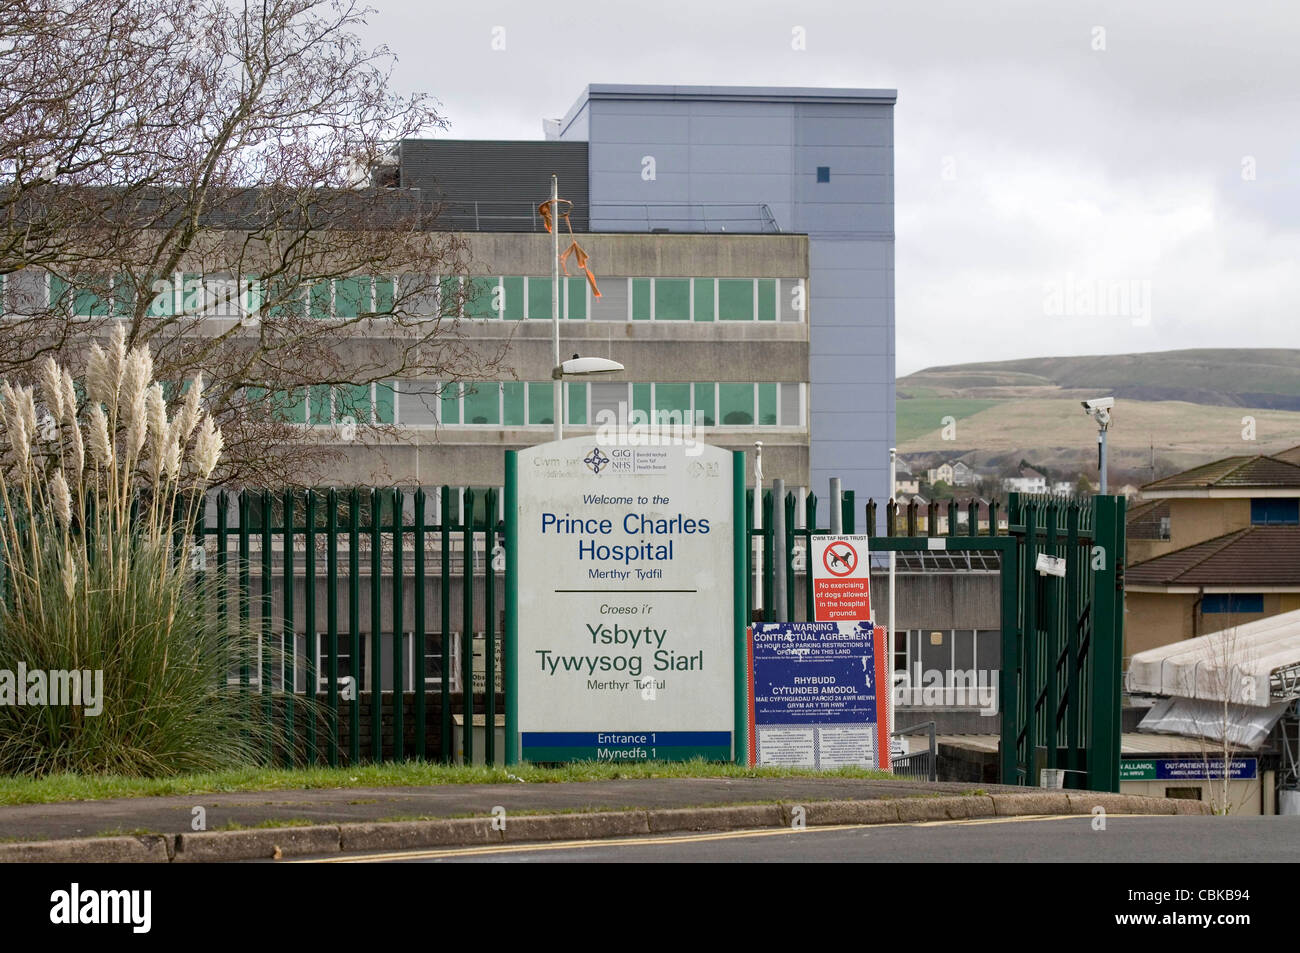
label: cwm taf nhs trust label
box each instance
[513,437,735,762]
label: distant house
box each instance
[927,462,955,486]
[1051,480,1075,497]
[1003,466,1048,494]
[894,467,920,496]
[950,461,975,487]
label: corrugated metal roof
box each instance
[1127,606,1300,705]
[1125,525,1300,587]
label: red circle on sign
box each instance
[823,542,857,576]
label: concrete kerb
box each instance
[0,834,172,864]
[174,825,341,863]
[0,792,1209,862]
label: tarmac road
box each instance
[304,814,1300,863]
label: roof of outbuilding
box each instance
[1141,454,1300,492]
[1125,525,1300,587]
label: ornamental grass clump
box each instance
[0,326,266,776]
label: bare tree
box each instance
[1179,618,1259,815]
[2,0,505,485]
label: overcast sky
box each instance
[359,0,1300,376]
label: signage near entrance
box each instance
[810,535,872,621]
[505,437,746,763]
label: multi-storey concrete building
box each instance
[335,84,897,509]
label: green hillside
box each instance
[896,349,1300,483]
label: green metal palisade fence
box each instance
[200,487,504,767]
[200,485,1124,790]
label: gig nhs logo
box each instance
[50,883,151,934]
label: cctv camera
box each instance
[1081,397,1115,413]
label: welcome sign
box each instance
[505,437,745,763]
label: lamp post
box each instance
[549,175,623,440]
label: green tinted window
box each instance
[567,382,587,425]
[566,277,587,319]
[374,382,395,424]
[758,382,777,424]
[528,277,553,320]
[655,382,690,421]
[632,383,652,422]
[53,276,109,316]
[273,389,306,424]
[112,273,136,317]
[146,277,176,316]
[528,382,554,425]
[503,382,526,425]
[693,279,714,322]
[718,279,754,321]
[654,279,690,320]
[374,277,394,314]
[336,384,371,423]
[464,277,497,318]
[463,383,500,424]
[266,279,304,320]
[502,277,524,320]
[757,279,776,321]
[310,281,332,320]
[631,278,651,320]
[334,277,370,318]
[308,385,332,425]
[440,384,461,424]
[693,383,716,426]
[719,383,754,425]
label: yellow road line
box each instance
[296,812,1163,863]
[298,824,868,863]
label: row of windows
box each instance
[254,380,806,429]
[23,273,805,323]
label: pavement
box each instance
[0,777,1210,863]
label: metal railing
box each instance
[198,487,502,767]
[590,202,782,233]
[892,721,938,782]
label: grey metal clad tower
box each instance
[556,84,896,512]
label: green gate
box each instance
[748,490,1126,792]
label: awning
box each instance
[1126,607,1300,706]
[1137,696,1292,750]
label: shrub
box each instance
[0,326,268,776]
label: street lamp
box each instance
[550,174,622,439]
[1081,397,1114,494]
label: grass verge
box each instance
[0,760,897,806]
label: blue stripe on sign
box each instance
[522,732,731,747]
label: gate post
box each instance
[1089,494,1127,792]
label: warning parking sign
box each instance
[811,535,871,622]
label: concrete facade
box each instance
[556,85,896,516]
[298,230,812,489]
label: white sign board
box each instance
[509,437,737,762]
